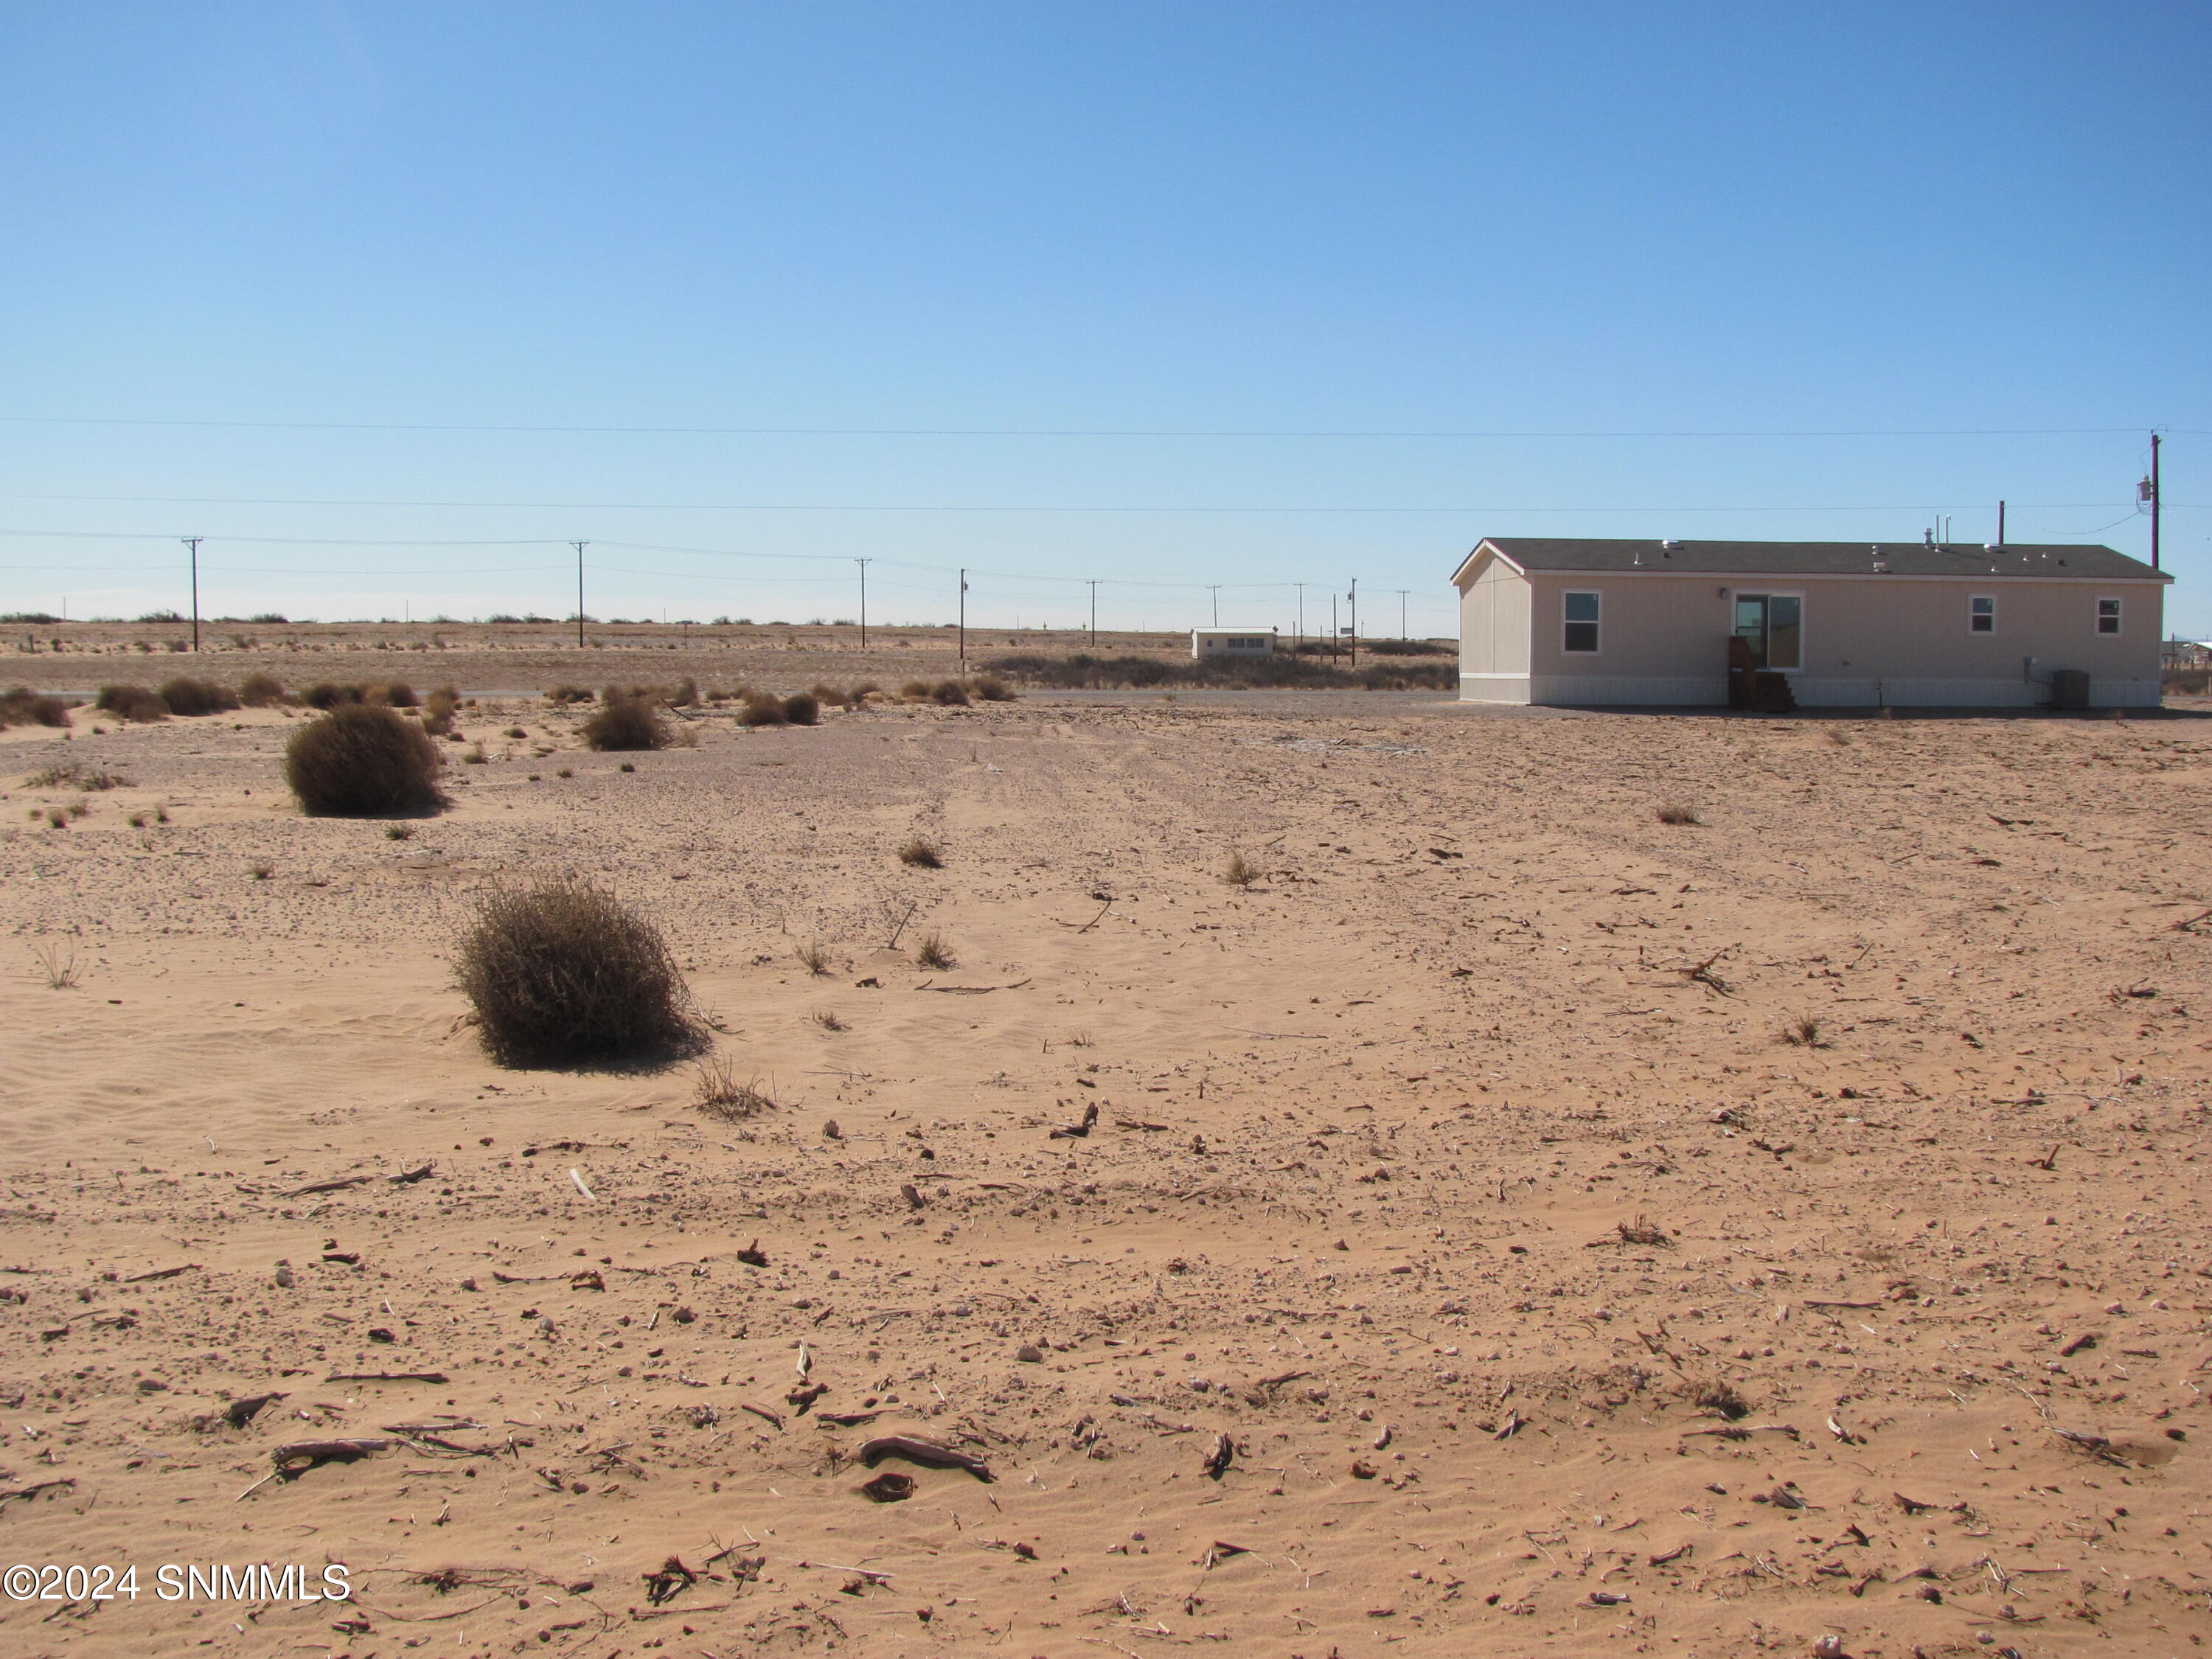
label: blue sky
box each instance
[1,1,2205,633]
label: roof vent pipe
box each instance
[1660,539,1683,550]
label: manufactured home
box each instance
[1453,538,2168,709]
[1191,628,1277,659]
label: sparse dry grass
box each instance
[26,761,122,790]
[812,1009,846,1032]
[1616,1215,1671,1247]
[796,939,832,976]
[1781,1015,1824,1047]
[1656,804,1703,827]
[456,878,703,1067]
[692,1058,776,1121]
[1222,848,1259,888]
[899,834,945,869]
[31,940,77,990]
[914,930,955,970]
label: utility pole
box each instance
[1396,588,1409,639]
[958,568,967,671]
[1997,499,2006,547]
[1330,594,1338,662]
[2147,433,2162,571]
[571,540,589,647]
[1294,582,1305,651]
[856,557,872,648]
[1348,579,1357,669]
[181,537,202,651]
[1208,585,1220,627]
[1088,580,1098,649]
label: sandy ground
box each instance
[4,688,2212,1659]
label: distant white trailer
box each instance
[1191,627,1277,660]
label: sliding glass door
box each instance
[1733,594,1801,670]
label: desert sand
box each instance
[4,664,2212,1659]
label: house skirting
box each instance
[1461,672,2163,709]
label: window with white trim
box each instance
[1969,595,1995,634]
[1562,590,1600,653]
[2097,597,2121,636]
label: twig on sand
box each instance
[284,1175,372,1199]
[858,1435,993,1481]
[0,1478,77,1503]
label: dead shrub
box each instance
[1222,848,1259,888]
[693,1057,776,1120]
[971,674,1015,701]
[898,680,932,702]
[809,682,849,709]
[378,681,419,709]
[898,834,944,869]
[156,676,239,716]
[237,671,285,707]
[546,684,594,704]
[1655,804,1703,827]
[1781,1015,1823,1047]
[669,675,700,708]
[1685,1377,1753,1422]
[27,761,122,790]
[422,686,459,736]
[782,692,821,726]
[282,703,446,817]
[1615,1215,1672,1247]
[737,692,787,728]
[931,680,971,706]
[914,930,955,970]
[1,686,72,728]
[581,692,668,751]
[95,684,169,723]
[300,681,364,710]
[456,878,704,1066]
[812,1008,846,1032]
[795,939,832,976]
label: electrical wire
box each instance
[0,492,2151,514]
[0,414,2176,440]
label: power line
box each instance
[0,413,2181,439]
[0,493,2160,514]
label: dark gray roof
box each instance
[1461,538,2166,582]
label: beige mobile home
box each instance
[1453,538,2169,709]
[1191,627,1277,659]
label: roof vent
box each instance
[1660,538,1683,550]
[1983,543,2001,552]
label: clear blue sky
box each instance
[2,1,2205,633]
